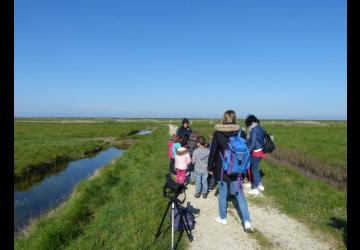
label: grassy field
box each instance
[191,119,346,168]
[191,119,347,186]
[14,118,347,249]
[14,120,159,182]
[15,125,186,249]
[260,121,347,168]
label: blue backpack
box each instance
[219,130,250,179]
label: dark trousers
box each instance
[208,173,216,190]
[169,158,175,174]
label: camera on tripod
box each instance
[163,173,186,199]
[156,174,193,249]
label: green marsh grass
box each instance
[191,119,346,168]
[14,121,158,180]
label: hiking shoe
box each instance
[258,184,265,191]
[214,217,227,225]
[244,221,254,233]
[243,182,252,189]
[247,188,260,195]
[202,193,208,199]
[194,193,201,198]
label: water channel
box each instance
[14,146,124,233]
[14,129,153,233]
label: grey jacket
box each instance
[192,147,210,173]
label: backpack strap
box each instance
[238,128,242,138]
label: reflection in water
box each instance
[14,147,123,233]
[137,130,152,135]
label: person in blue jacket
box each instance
[245,114,266,195]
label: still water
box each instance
[14,146,124,233]
[137,129,153,135]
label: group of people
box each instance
[166,110,267,233]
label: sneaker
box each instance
[203,193,208,199]
[243,182,252,189]
[214,217,227,225]
[244,221,254,233]
[194,193,201,198]
[258,184,264,191]
[247,188,260,195]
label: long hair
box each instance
[220,110,237,124]
[245,114,260,127]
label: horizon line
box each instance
[14,116,347,121]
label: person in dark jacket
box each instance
[177,118,192,141]
[208,110,254,232]
[245,114,266,195]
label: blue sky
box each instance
[14,0,347,120]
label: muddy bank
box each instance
[112,139,138,149]
[265,147,346,191]
[14,146,105,191]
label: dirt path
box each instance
[167,125,334,250]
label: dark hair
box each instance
[174,135,182,143]
[180,137,187,147]
[182,118,189,124]
[197,136,206,146]
[245,114,260,127]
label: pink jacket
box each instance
[167,140,173,159]
[175,147,191,170]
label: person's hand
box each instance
[208,171,213,175]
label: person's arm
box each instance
[207,132,218,172]
[186,153,191,165]
[191,150,197,164]
[248,129,257,152]
[172,144,177,158]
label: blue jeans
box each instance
[217,180,250,222]
[195,171,208,194]
[251,156,262,188]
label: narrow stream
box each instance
[136,129,152,135]
[14,146,124,233]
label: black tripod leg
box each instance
[175,202,193,242]
[155,200,172,239]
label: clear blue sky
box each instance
[15,0,347,120]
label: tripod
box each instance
[155,193,193,250]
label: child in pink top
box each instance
[175,140,191,184]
